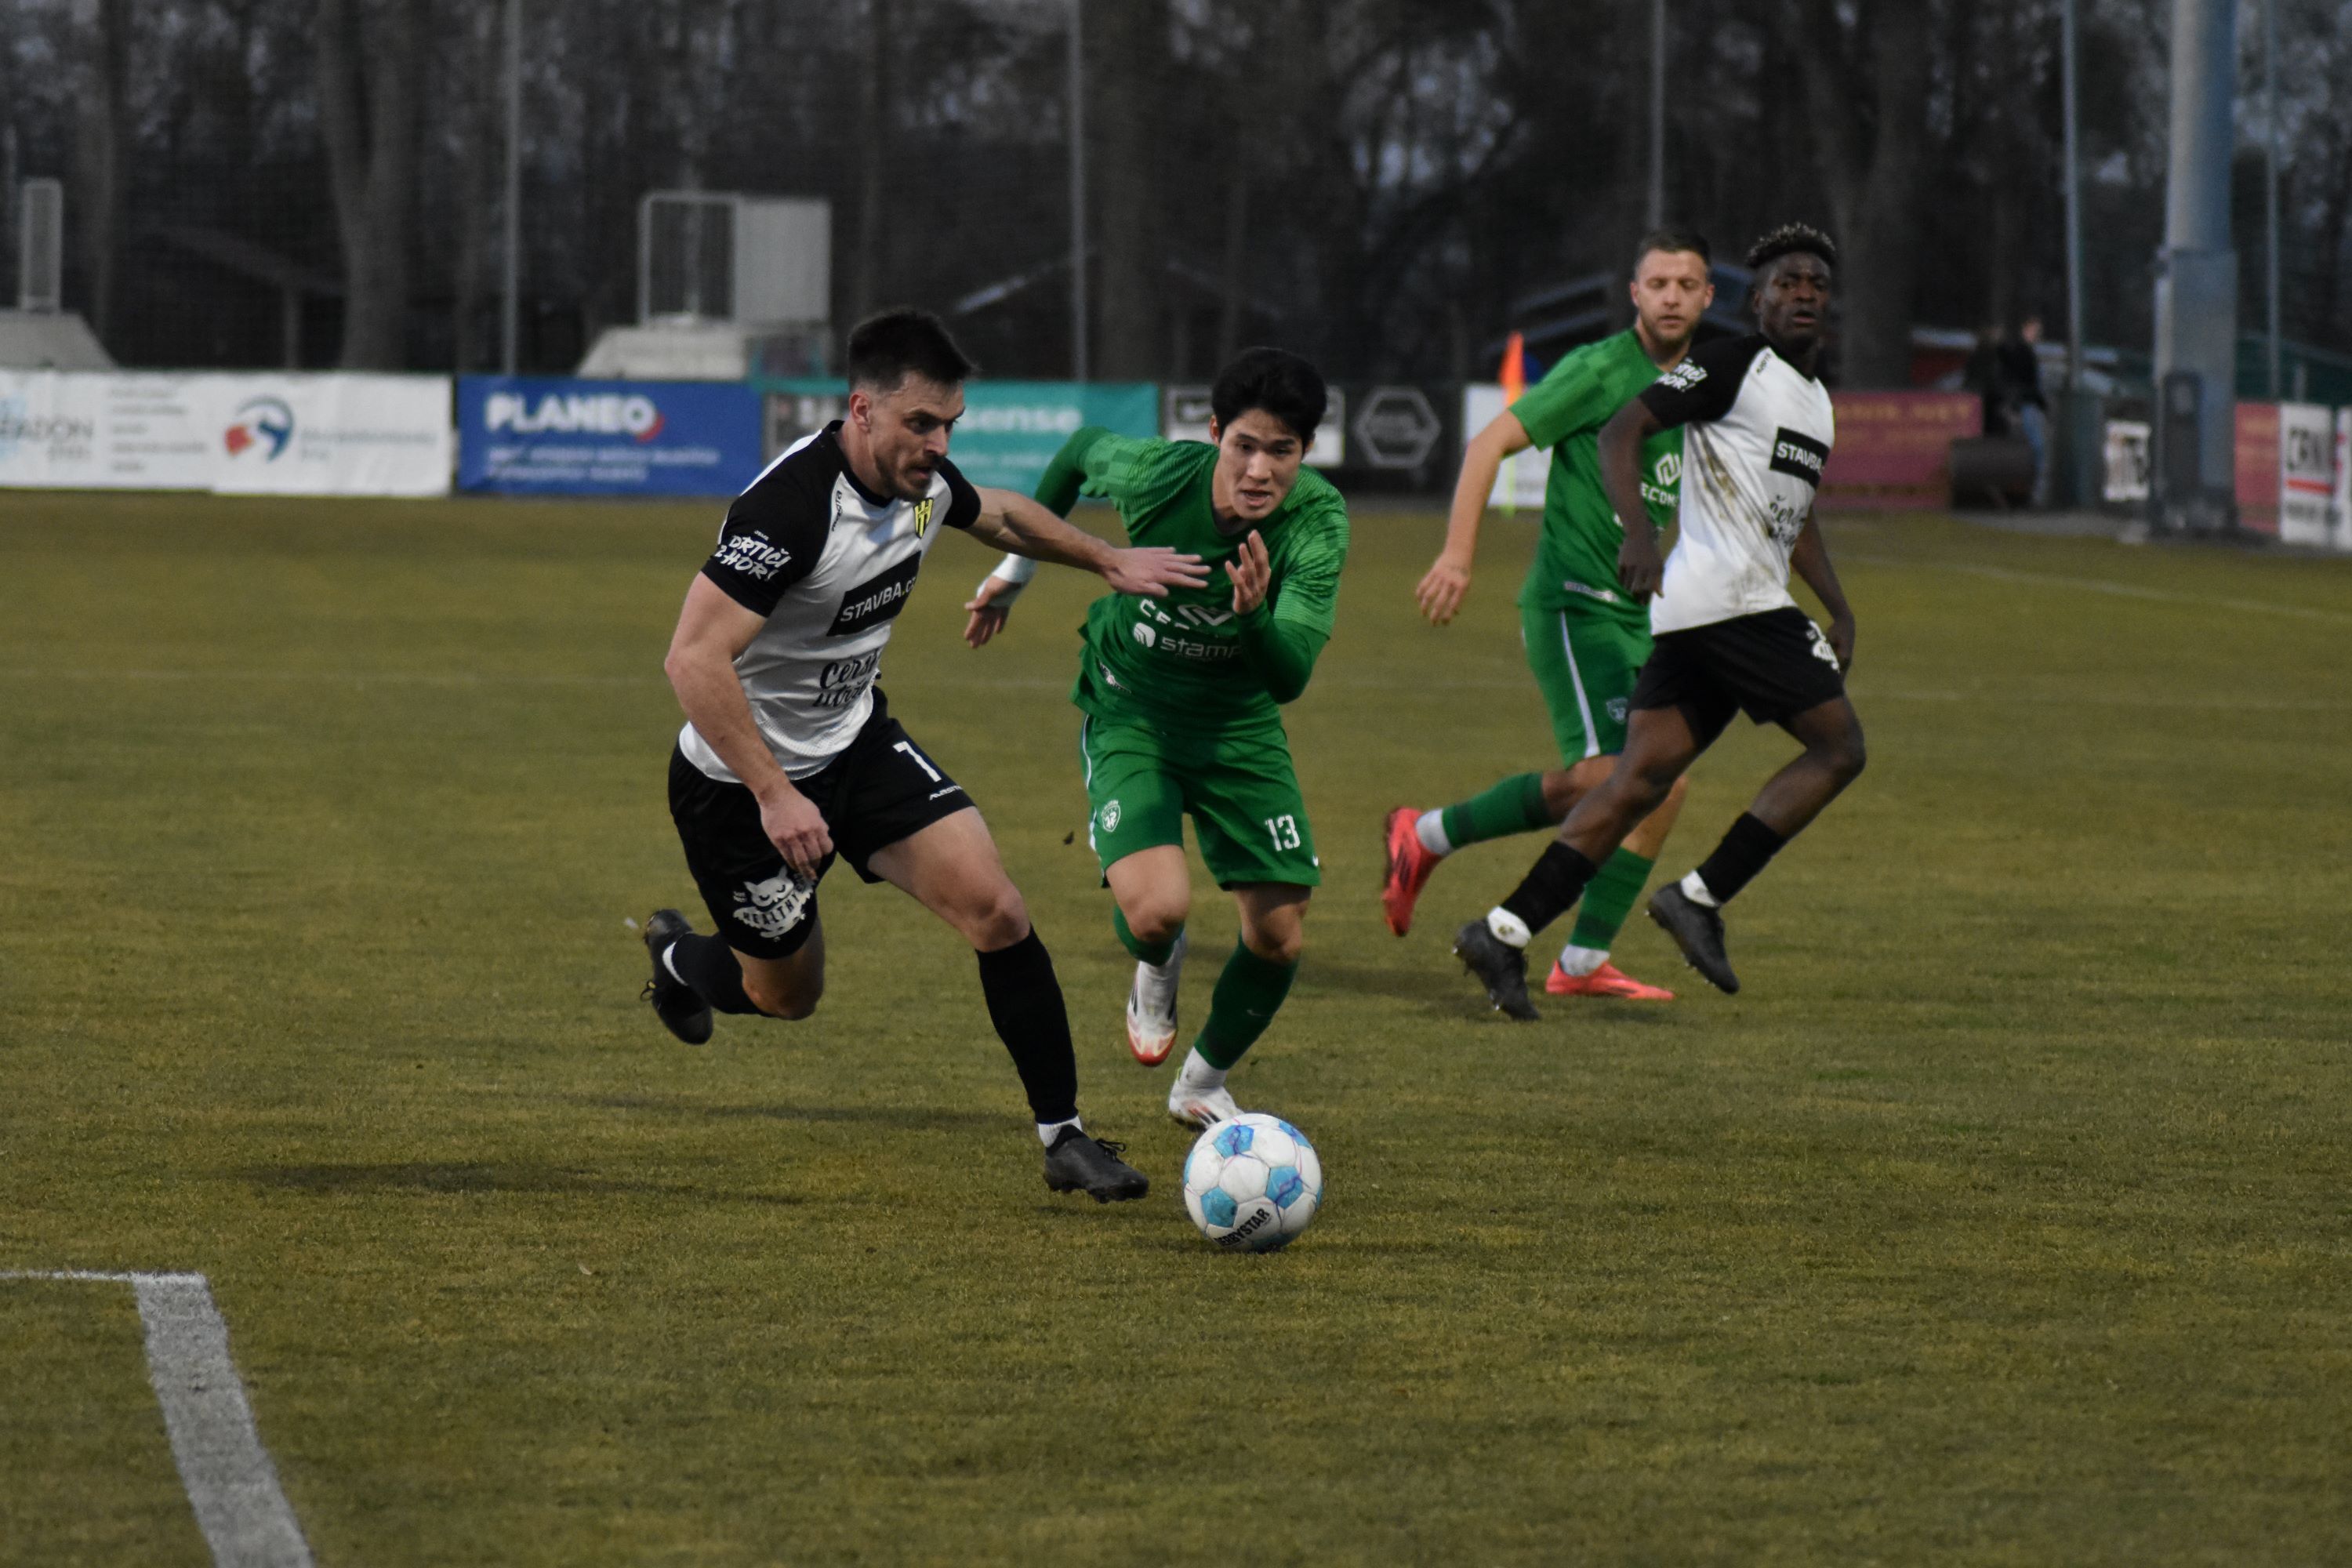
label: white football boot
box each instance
[1124,929,1187,1066]
[1166,1047,1240,1130]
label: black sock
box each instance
[666,931,764,1015]
[975,928,1080,1127]
[1498,842,1601,937]
[1693,813,1789,905]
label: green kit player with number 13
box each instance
[963,348,1350,1129]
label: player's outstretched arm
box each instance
[1417,408,1533,626]
[664,575,833,875]
[1598,402,1668,598]
[961,488,1208,642]
[1790,511,1857,673]
[963,426,1144,648]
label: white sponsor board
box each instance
[0,371,452,495]
[1463,383,1549,508]
[2335,408,2352,552]
[2103,419,2151,505]
[2277,401,2334,546]
[1161,386,1345,468]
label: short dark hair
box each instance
[845,309,975,393]
[1210,347,1328,445]
[1746,223,1838,274]
[1633,228,1711,274]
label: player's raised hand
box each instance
[1226,532,1272,615]
[1103,546,1210,599]
[962,575,1019,648]
[1617,526,1665,600]
[756,782,833,880]
[1415,554,1472,626]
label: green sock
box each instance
[1566,848,1655,953]
[1192,941,1299,1070]
[1438,771,1552,850]
[1112,906,1180,967]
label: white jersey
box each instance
[1636,333,1835,635]
[679,422,979,781]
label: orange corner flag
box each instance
[1499,331,1526,402]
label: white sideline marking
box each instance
[1842,552,2352,626]
[0,1270,314,1568]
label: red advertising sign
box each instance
[2234,401,2279,535]
[1817,391,1982,510]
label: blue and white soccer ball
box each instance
[1181,1112,1323,1251]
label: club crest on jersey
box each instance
[913,497,934,537]
[731,870,813,939]
[1100,800,1122,833]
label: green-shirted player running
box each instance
[1385,230,1715,1018]
[964,348,1348,1127]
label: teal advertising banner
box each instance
[758,379,1158,493]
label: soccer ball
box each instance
[1181,1112,1323,1251]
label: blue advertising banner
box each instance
[757,379,1158,494]
[458,376,764,495]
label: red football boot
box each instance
[1381,807,1442,936]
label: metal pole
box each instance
[2265,0,2281,399]
[1067,0,1088,381]
[500,0,521,374]
[2152,0,2239,532]
[2061,0,2085,390]
[1647,0,1665,229]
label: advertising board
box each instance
[1163,387,1345,469]
[0,371,452,495]
[762,380,1159,493]
[2103,420,2151,504]
[1816,392,1981,510]
[2336,408,2352,551]
[458,377,764,495]
[2276,401,2334,546]
[1461,383,1548,509]
[2234,401,2280,535]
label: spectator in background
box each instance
[2002,317,2050,506]
[1965,323,2013,437]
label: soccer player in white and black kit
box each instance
[641,310,1211,1203]
[1455,225,1865,1013]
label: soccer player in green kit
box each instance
[964,348,1347,1127]
[1384,230,1715,1018]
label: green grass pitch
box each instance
[4,493,2350,1565]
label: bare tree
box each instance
[71,0,131,345]
[317,0,424,368]
[1781,0,1935,387]
[1090,0,1169,379]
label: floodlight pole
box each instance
[1646,0,1665,229]
[1067,0,1088,382]
[500,0,521,375]
[2151,0,2238,534]
[2263,0,2281,399]
[2060,0,2085,390]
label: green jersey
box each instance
[1040,430,1350,736]
[1510,328,1683,623]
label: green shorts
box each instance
[1078,714,1319,888]
[1522,601,1653,763]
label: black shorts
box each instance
[667,692,971,958]
[1630,607,1848,748]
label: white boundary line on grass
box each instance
[1,1269,314,1568]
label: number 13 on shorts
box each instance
[1263,814,1302,851]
